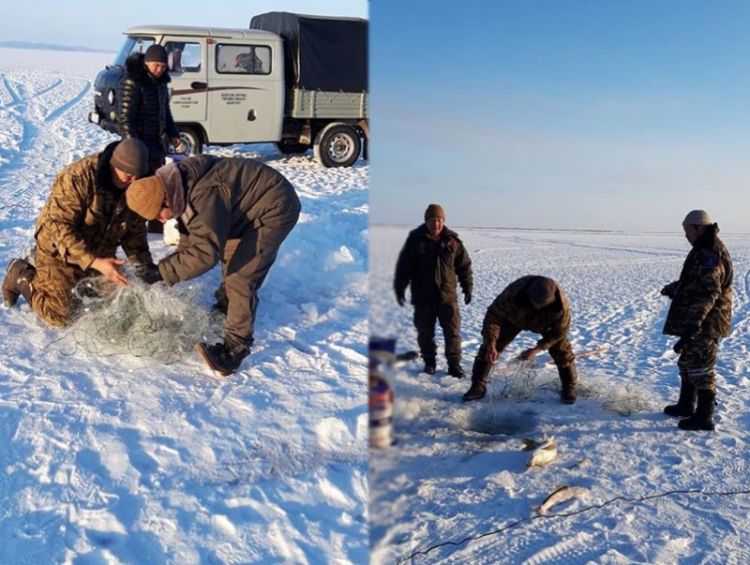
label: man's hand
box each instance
[464,292,472,305]
[485,343,499,364]
[520,347,542,361]
[134,262,162,285]
[172,137,184,152]
[91,257,128,287]
[396,291,405,307]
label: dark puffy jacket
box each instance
[34,141,152,270]
[157,155,301,285]
[663,224,733,338]
[394,225,472,305]
[481,276,571,351]
[118,53,179,157]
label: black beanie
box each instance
[144,45,168,64]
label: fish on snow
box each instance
[533,485,590,515]
[522,437,557,468]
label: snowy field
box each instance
[0,48,368,563]
[370,225,750,564]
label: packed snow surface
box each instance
[370,224,750,564]
[0,48,368,563]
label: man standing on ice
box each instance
[2,139,154,327]
[394,204,473,377]
[124,155,300,376]
[462,276,579,404]
[661,210,733,431]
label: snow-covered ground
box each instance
[0,48,368,563]
[370,225,750,563]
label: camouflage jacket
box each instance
[663,224,733,338]
[34,142,152,270]
[394,225,473,305]
[482,276,571,350]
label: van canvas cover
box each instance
[249,11,368,93]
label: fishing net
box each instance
[45,274,223,364]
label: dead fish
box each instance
[533,485,589,515]
[522,437,557,468]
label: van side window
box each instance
[164,41,202,73]
[216,44,271,75]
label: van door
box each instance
[205,40,283,143]
[163,37,207,123]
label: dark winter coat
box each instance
[157,155,301,285]
[663,224,733,339]
[118,53,179,158]
[481,276,571,351]
[394,224,473,305]
[34,141,152,270]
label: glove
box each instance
[464,293,472,305]
[395,291,405,307]
[135,262,162,285]
[660,282,677,298]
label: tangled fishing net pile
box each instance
[47,274,222,364]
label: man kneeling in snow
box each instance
[2,139,154,327]
[125,156,301,376]
[462,276,579,404]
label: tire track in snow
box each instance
[35,78,63,97]
[2,76,22,106]
[45,80,91,123]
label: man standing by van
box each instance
[394,204,473,377]
[119,44,181,173]
[124,155,301,376]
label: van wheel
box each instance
[177,126,202,155]
[276,141,311,155]
[314,125,361,168]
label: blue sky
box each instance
[370,1,750,232]
[1,1,367,51]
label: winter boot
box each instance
[559,364,578,404]
[447,359,465,379]
[422,359,437,375]
[462,357,492,402]
[195,341,250,376]
[678,389,716,431]
[664,379,696,417]
[2,258,35,307]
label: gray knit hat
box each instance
[110,138,149,177]
[424,203,446,221]
[144,45,168,64]
[682,209,712,226]
[528,277,557,308]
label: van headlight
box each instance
[107,89,115,105]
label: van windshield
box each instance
[113,36,155,66]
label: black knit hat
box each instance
[144,44,168,64]
[110,138,149,177]
[528,277,557,308]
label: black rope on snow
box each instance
[397,487,750,564]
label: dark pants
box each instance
[678,335,719,393]
[413,300,462,365]
[475,323,575,378]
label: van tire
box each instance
[314,124,361,168]
[177,126,202,155]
